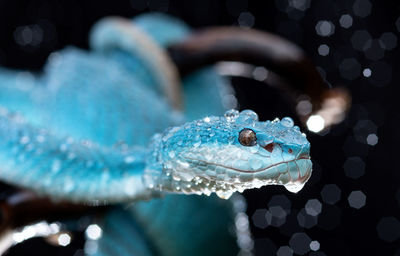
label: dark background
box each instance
[0,0,399,255]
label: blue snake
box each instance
[0,14,312,255]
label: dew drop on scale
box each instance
[216,190,233,199]
[224,109,240,122]
[237,110,259,124]
[284,182,305,193]
[281,117,294,128]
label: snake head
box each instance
[150,109,312,199]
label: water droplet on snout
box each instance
[216,190,233,199]
[281,117,294,128]
[224,109,240,122]
[237,110,258,124]
[284,183,305,193]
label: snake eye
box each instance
[238,128,257,146]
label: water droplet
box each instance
[168,151,176,158]
[281,117,294,127]
[224,109,240,122]
[237,110,259,124]
[216,190,233,199]
[124,156,135,164]
[284,183,305,193]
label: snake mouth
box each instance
[184,155,310,174]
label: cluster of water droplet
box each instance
[145,109,312,198]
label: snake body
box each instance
[0,14,312,255]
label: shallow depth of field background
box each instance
[0,0,399,255]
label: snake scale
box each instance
[0,14,312,255]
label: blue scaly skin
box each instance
[0,13,312,256]
[145,110,311,198]
[0,107,311,202]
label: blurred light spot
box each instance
[11,221,60,245]
[14,24,43,47]
[84,240,98,255]
[268,205,288,227]
[296,100,312,116]
[318,44,330,56]
[58,233,71,247]
[305,199,322,216]
[289,232,311,255]
[310,240,320,251]
[353,0,372,18]
[363,68,372,77]
[368,61,392,86]
[348,190,366,209]
[277,245,294,256]
[343,156,365,179]
[321,184,341,204]
[339,14,353,28]
[238,12,255,27]
[130,0,147,10]
[338,58,361,80]
[288,0,311,11]
[252,66,268,81]
[85,224,102,240]
[376,217,400,242]
[364,39,385,61]
[297,208,318,229]
[366,133,378,145]
[252,209,269,229]
[147,0,169,12]
[351,30,372,51]
[315,20,335,37]
[306,115,325,133]
[379,32,398,50]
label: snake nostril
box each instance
[263,143,274,153]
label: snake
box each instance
[0,13,316,255]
